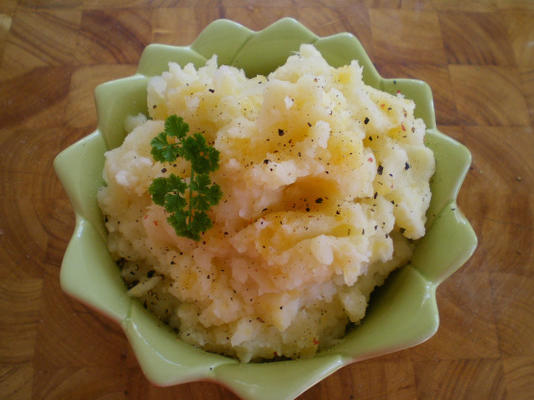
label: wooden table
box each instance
[1,1,532,399]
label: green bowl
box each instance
[54,18,477,400]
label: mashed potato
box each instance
[98,44,435,362]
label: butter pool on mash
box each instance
[97,44,435,362]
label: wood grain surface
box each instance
[1,1,533,399]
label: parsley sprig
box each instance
[149,115,222,241]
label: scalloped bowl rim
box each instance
[54,17,477,400]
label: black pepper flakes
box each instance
[307,122,312,127]
[161,168,167,173]
[373,192,378,199]
[278,128,285,136]
[315,197,323,204]
[364,117,370,124]
[377,165,384,175]
[405,162,411,170]
[208,88,215,93]
[147,270,155,278]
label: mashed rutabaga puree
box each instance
[98,44,435,362]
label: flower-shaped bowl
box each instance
[54,17,477,400]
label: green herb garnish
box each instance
[149,115,222,241]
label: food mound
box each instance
[98,44,435,362]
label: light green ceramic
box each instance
[54,18,477,400]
